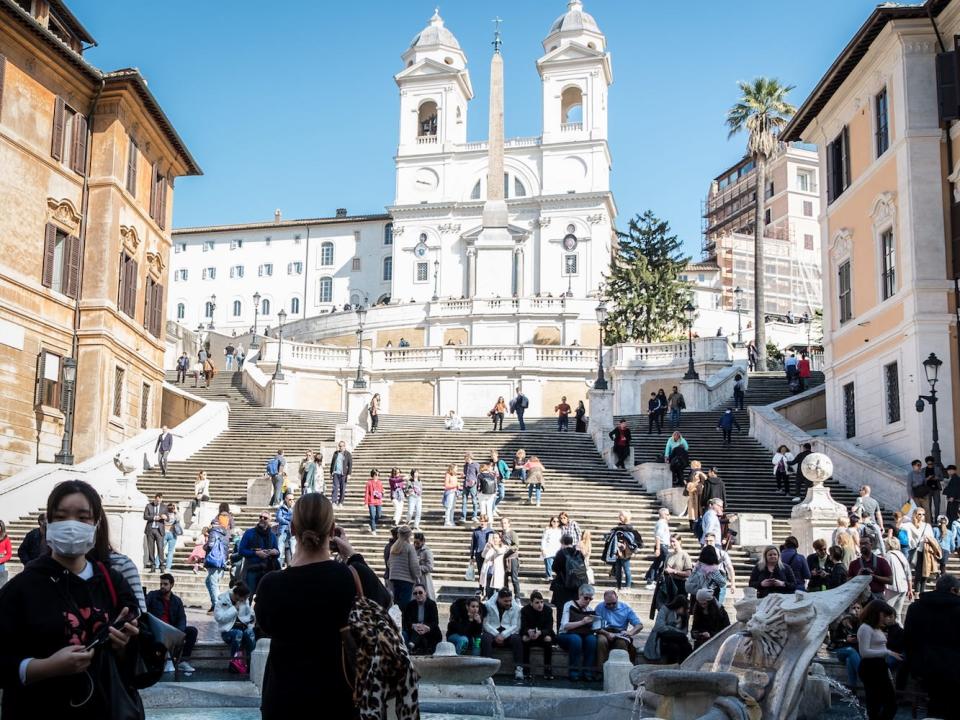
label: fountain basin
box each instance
[413,642,501,685]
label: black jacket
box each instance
[788,450,812,481]
[520,604,554,637]
[402,598,440,637]
[748,563,798,598]
[700,477,727,512]
[446,598,484,639]
[609,426,632,447]
[330,450,353,477]
[145,589,187,632]
[0,556,139,719]
[16,528,46,564]
[904,589,960,682]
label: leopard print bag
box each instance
[341,566,420,720]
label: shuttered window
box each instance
[112,366,125,418]
[70,113,87,175]
[826,126,851,204]
[118,252,137,318]
[51,97,65,160]
[143,277,163,337]
[149,164,167,228]
[125,138,138,196]
[140,383,150,429]
[35,350,62,409]
[0,53,6,120]
[42,223,80,298]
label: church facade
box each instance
[169,2,616,339]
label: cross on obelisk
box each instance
[492,16,502,54]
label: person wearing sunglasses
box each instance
[401,584,441,655]
[237,511,280,596]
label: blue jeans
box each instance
[558,416,569,431]
[834,646,861,687]
[516,410,526,431]
[614,558,632,589]
[163,531,177,571]
[461,486,479,520]
[558,633,597,679]
[392,579,414,609]
[225,354,234,370]
[494,482,505,508]
[669,408,681,426]
[205,567,223,608]
[443,490,456,525]
[449,634,481,656]
[543,556,554,579]
[368,504,382,532]
[278,526,293,565]
[527,484,542,504]
[222,627,256,656]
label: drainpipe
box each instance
[57,76,105,465]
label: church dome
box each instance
[549,0,600,35]
[410,9,461,50]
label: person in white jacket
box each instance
[482,589,524,679]
[214,582,256,665]
[772,446,795,498]
[540,516,563,580]
[444,410,464,431]
[883,536,913,624]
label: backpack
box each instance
[519,394,529,410]
[479,473,497,495]
[205,526,229,570]
[341,566,420,718]
[564,549,589,590]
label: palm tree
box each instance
[726,77,796,369]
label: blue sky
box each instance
[72,0,880,258]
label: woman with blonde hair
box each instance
[480,531,508,598]
[525,455,546,507]
[904,508,940,592]
[513,448,528,482]
[581,530,595,583]
[836,531,858,568]
[442,464,458,527]
[388,525,421,608]
[883,536,913,624]
[748,545,797,598]
[686,461,705,531]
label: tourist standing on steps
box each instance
[224,342,235,371]
[944,464,960,523]
[903,574,960,720]
[442,464,458,526]
[787,442,814,502]
[364,469,384,535]
[477,463,498,521]
[489,396,507,431]
[480,531,508,599]
[461,452,481,522]
[236,342,245,370]
[329,440,352,507]
[604,510,641,590]
[700,499,723,548]
[656,389,669,429]
[188,470,210,528]
[491,450,509,512]
[299,450,316,494]
[716,409,741,447]
[470,515,494,584]
[699,468,726,514]
[276,493,295,566]
[155,425,173,476]
[524,455,546,506]
[555,395,572,432]
[510,386,529,431]
[204,522,229,611]
[779,536,811,591]
[407,469,423,529]
[557,511,583,548]
[665,431,690,486]
[551,535,587,632]
[772,445,794,495]
[749,546,797,598]
[852,485,884,530]
[388,467,406,526]
[388,525,421,609]
[16,513,47,565]
[882,537,913,624]
[667,385,686,428]
[732,373,745,411]
[369,393,380,433]
[575,400,587,432]
[857,601,901,720]
[647,392,664,434]
[501,517,522,598]
[686,461,705,531]
[904,510,938,592]
[144,492,167,572]
[162,502,182,572]
[540,516,563,579]
[266,449,286,507]
[609,418,632,469]
[797,352,811,391]
[746,342,758,372]
[311,450,324,495]
[238,511,280,596]
[645,508,672,588]
[176,352,189,383]
[414,532,435,599]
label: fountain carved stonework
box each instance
[642,575,870,720]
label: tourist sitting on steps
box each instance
[691,588,730,649]
[520,590,555,680]
[402,583,442,655]
[482,588,524,681]
[594,589,643,665]
[447,596,484,656]
[214,581,255,673]
[146,573,198,674]
[238,511,280,596]
[643,594,692,663]
[558,584,600,681]
[444,409,464,431]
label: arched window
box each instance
[290,297,301,314]
[232,300,241,317]
[176,303,185,320]
[382,256,393,282]
[514,177,527,197]
[261,298,271,316]
[350,292,361,307]
[384,222,393,246]
[418,101,438,136]
[561,86,583,125]
[204,301,214,319]
[318,277,332,304]
[320,241,334,266]
[470,180,481,200]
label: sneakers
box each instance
[514,666,524,681]
[164,660,175,673]
[178,661,196,674]
[792,497,801,503]
[645,582,657,590]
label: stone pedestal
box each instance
[103,467,150,571]
[250,638,271,693]
[732,513,774,548]
[790,454,846,554]
[335,423,365,450]
[247,475,273,507]
[587,388,614,457]
[347,387,373,430]
[603,648,634,692]
[636,463,672,492]
[657,487,687,517]
[269,377,293,408]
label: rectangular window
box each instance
[802,200,813,217]
[51,98,87,176]
[294,234,302,245]
[230,239,243,250]
[230,265,244,279]
[175,269,188,282]
[143,278,163,337]
[797,170,810,192]
[838,261,852,324]
[202,241,214,252]
[764,208,772,225]
[804,234,814,251]
[202,267,216,280]
[140,383,150,429]
[826,126,851,204]
[884,362,901,424]
[112,366,125,418]
[766,181,774,199]
[35,350,61,408]
[259,263,273,277]
[125,138,137,196]
[320,244,334,266]
[416,262,429,282]
[564,254,578,275]
[382,256,393,282]
[117,252,137,318]
[149,165,167,229]
[875,87,889,157]
[843,382,856,438]
[881,229,896,300]
[41,224,80,298]
[351,257,361,272]
[174,242,186,253]
[288,261,303,275]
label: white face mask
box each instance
[46,519,98,557]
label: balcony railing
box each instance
[417,135,438,145]
[561,122,583,132]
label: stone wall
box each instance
[390,380,435,415]
[160,385,206,429]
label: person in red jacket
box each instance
[365,469,385,535]
[797,353,812,391]
[0,520,11,588]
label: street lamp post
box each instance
[734,286,743,346]
[353,305,368,389]
[916,352,944,475]
[432,259,440,301]
[54,357,78,465]
[683,300,699,380]
[207,294,217,330]
[273,309,287,381]
[594,300,608,390]
[251,292,261,348]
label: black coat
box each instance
[748,563,798,598]
[609,426,632,450]
[330,450,353,477]
[447,598,484,639]
[16,527,46,564]
[402,599,442,651]
[145,589,187,632]
[520,604,554,637]
[700,477,726,512]
[904,589,960,682]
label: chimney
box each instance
[274,209,282,224]
[336,208,347,218]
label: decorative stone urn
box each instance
[789,453,847,553]
[411,641,500,685]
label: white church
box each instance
[167,3,733,418]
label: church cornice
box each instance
[387,191,617,220]
[394,59,474,99]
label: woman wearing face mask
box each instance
[0,479,142,719]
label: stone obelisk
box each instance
[473,19,515,298]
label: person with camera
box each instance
[0,480,141,718]
[255,494,388,719]
[847,538,892,599]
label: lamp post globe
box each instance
[251,291,262,348]
[734,286,744,346]
[593,300,609,390]
[917,352,944,476]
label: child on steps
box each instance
[188,527,209,574]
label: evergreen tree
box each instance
[604,211,691,344]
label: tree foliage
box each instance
[603,211,690,344]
